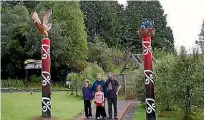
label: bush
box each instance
[87,39,124,72]
[81,62,106,82]
[133,69,145,102]
[1,79,24,88]
[154,53,176,111]
[29,75,40,82]
[154,47,204,119]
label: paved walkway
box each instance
[121,103,137,120]
[73,100,138,120]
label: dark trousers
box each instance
[84,100,92,117]
[107,98,117,117]
[96,106,107,118]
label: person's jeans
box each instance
[84,100,92,117]
[107,97,117,117]
[95,105,107,118]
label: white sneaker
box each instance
[97,117,100,119]
[89,116,92,119]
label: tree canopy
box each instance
[1,1,88,81]
[1,1,175,81]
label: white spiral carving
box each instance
[42,71,51,86]
[42,97,51,112]
[42,44,50,59]
[142,41,152,55]
[146,98,155,114]
[144,70,154,85]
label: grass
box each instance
[2,92,84,120]
[134,104,204,120]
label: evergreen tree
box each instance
[35,1,88,81]
[196,19,204,54]
[200,19,204,37]
[1,2,88,81]
[80,1,123,48]
[124,1,174,53]
[200,19,204,54]
[1,5,31,79]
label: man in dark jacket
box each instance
[106,72,121,120]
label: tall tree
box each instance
[200,19,204,37]
[80,1,123,48]
[1,5,31,79]
[36,1,88,81]
[199,19,204,54]
[1,2,88,81]
[124,1,174,53]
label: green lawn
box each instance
[2,92,84,120]
[134,104,204,120]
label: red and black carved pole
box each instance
[138,26,156,120]
[41,38,51,117]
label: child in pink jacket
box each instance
[94,85,107,119]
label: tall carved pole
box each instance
[138,18,156,120]
[31,9,52,118]
[41,38,51,117]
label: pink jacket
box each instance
[94,91,104,104]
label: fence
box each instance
[114,74,137,99]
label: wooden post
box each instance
[123,74,127,98]
[138,28,156,120]
[41,38,51,117]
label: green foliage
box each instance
[52,1,88,61]
[1,79,24,88]
[81,62,106,82]
[198,19,204,54]
[1,5,33,79]
[200,19,204,37]
[67,72,80,81]
[123,1,174,52]
[80,1,123,48]
[131,69,145,102]
[67,72,83,88]
[155,53,176,111]
[29,75,40,82]
[1,2,88,81]
[155,47,204,119]
[44,1,88,81]
[87,39,124,72]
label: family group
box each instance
[82,72,121,120]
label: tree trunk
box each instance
[184,86,191,119]
[76,88,79,97]
[70,85,74,95]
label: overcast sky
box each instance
[117,0,204,53]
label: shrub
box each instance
[30,75,40,82]
[133,69,145,102]
[87,39,124,72]
[1,79,24,88]
[154,53,176,111]
[81,62,106,82]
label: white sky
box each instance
[117,0,204,53]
